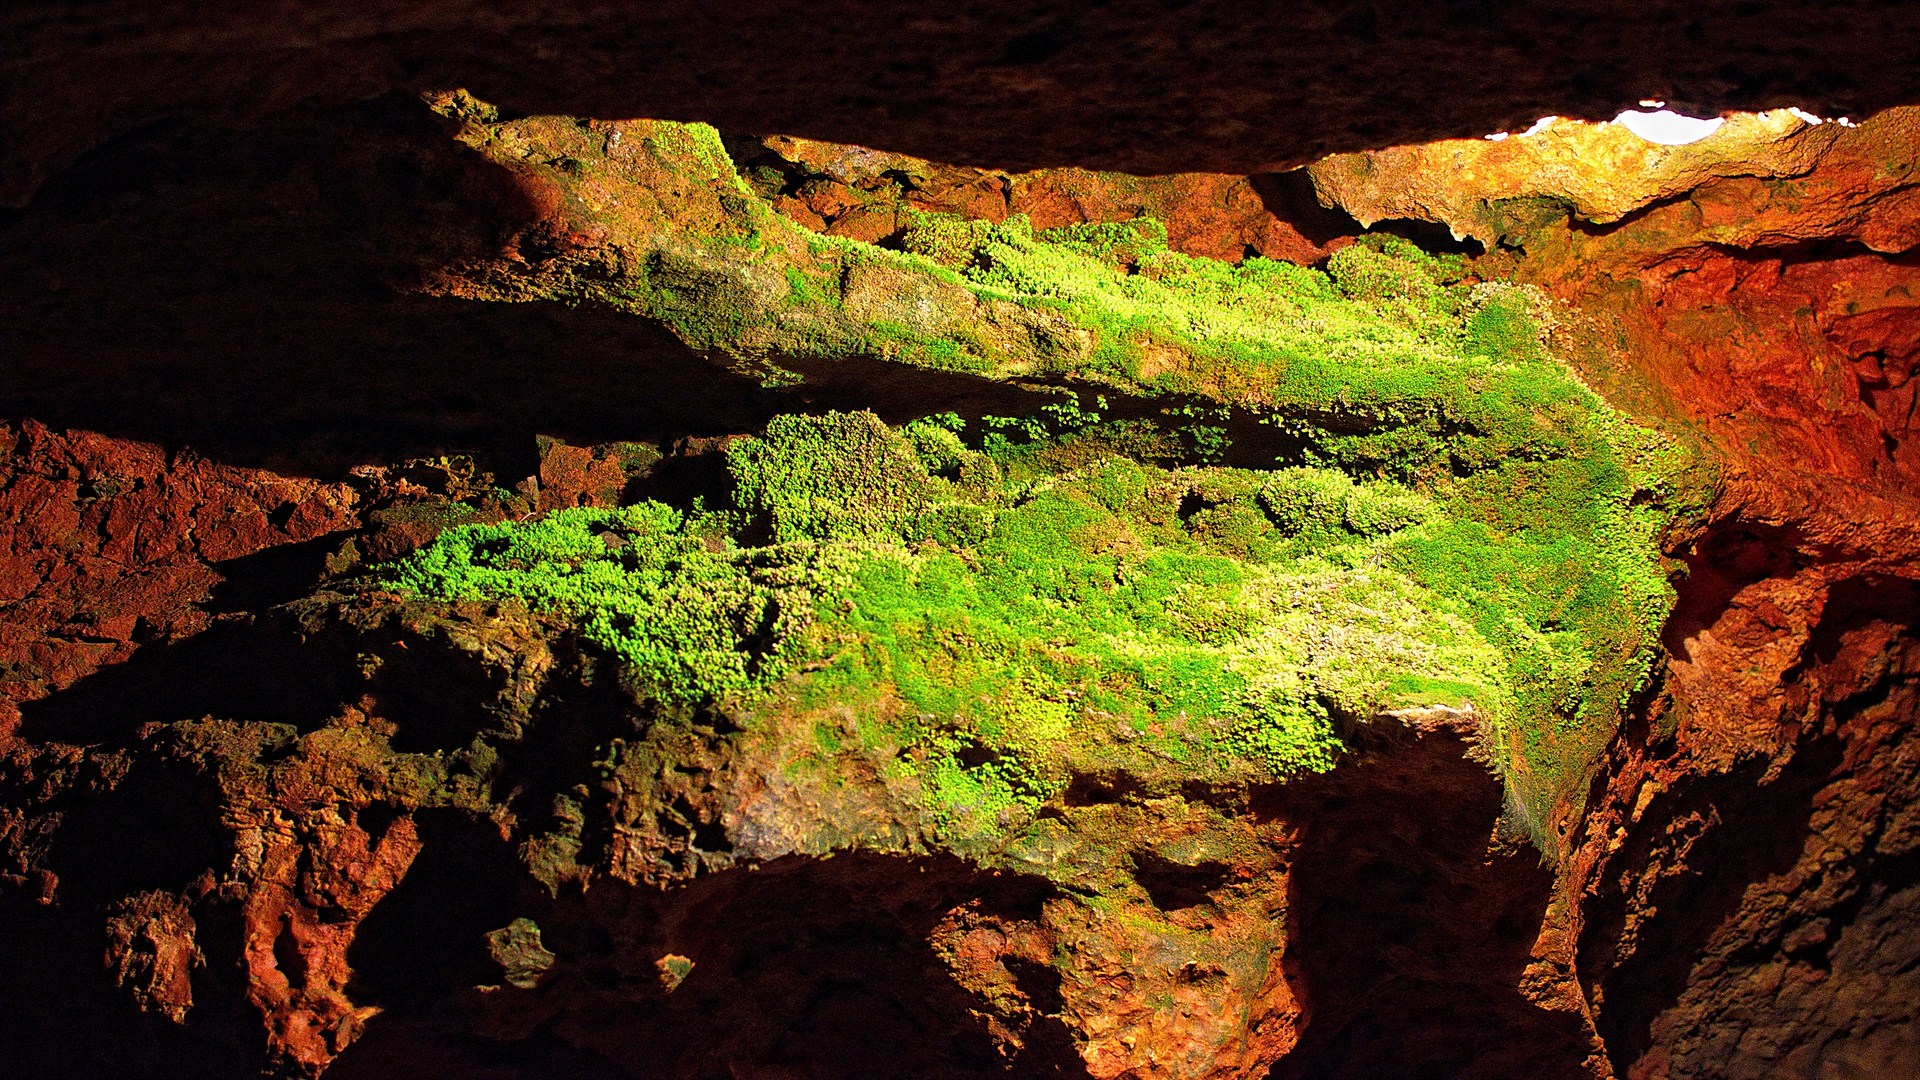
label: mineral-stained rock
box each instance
[736,135,1357,266]
[1309,106,1920,567]
[1308,102,1920,1080]
[1566,577,1920,1079]
[1,40,1918,1080]
[0,422,359,736]
[103,889,203,1024]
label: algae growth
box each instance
[385,110,1702,846]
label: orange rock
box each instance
[241,812,423,1074]
[0,422,358,737]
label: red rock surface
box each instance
[1567,578,1920,1078]
[1310,106,1920,1078]
[743,136,1356,264]
[1312,109,1920,575]
[0,422,358,735]
[239,797,424,1071]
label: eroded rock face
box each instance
[1310,106,1920,1078]
[731,135,1357,265]
[0,423,359,736]
[0,568,1317,1078]
[1573,595,1920,1079]
[1312,108,1920,557]
[0,54,1917,1080]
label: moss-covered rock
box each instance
[398,96,1710,847]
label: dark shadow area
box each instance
[1661,519,1809,665]
[40,759,226,911]
[346,811,530,1009]
[1577,739,1844,1075]
[1793,848,1920,1078]
[330,851,1090,1079]
[1061,770,1148,807]
[1247,170,1368,249]
[1265,732,1591,1080]
[1248,169,1486,257]
[327,1027,631,1080]
[14,0,1920,206]
[633,853,1030,1078]
[15,617,361,744]
[0,753,266,1079]
[204,535,347,616]
[483,648,637,862]
[15,589,541,753]
[0,893,268,1080]
[1130,852,1232,913]
[359,626,515,754]
[774,354,1072,428]
[0,97,816,482]
[1368,217,1487,257]
[1809,575,1920,666]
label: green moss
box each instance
[728,412,931,543]
[378,389,1677,849]
[389,114,1709,848]
[377,503,833,706]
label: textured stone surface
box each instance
[9,1,1920,208]
[1309,103,1920,1080]
[738,135,1357,265]
[0,422,358,736]
[2,11,1919,1077]
[1311,107,1920,545]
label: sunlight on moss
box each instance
[380,391,1685,849]
[387,115,1706,849]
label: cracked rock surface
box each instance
[2,13,1918,1080]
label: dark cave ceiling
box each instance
[7,0,1920,206]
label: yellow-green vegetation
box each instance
[400,109,1701,846]
[381,396,1686,848]
[379,501,832,705]
[441,109,1632,459]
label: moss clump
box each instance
[727,412,930,543]
[378,503,833,706]
[377,391,1672,848]
[400,110,1706,845]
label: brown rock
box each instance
[104,890,203,1024]
[0,423,358,737]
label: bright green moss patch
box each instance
[396,112,1705,849]
[378,503,838,706]
[379,397,1684,849]
[728,412,931,542]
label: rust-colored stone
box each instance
[0,422,358,737]
[745,134,1354,265]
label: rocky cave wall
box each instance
[2,8,1919,1080]
[1311,111,1920,1079]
